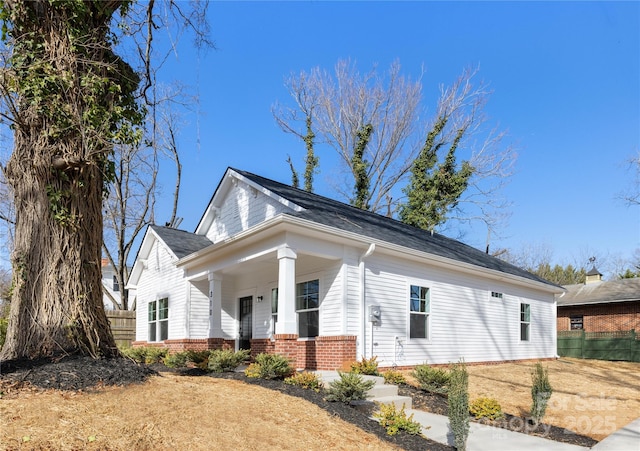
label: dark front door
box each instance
[239,295,253,350]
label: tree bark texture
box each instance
[0,1,128,359]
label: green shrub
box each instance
[0,317,8,349]
[374,403,423,436]
[470,397,504,421]
[164,351,190,368]
[448,360,470,451]
[531,362,553,424]
[144,347,168,364]
[186,350,211,365]
[244,353,294,380]
[119,346,148,363]
[350,356,380,375]
[325,371,375,403]
[284,372,324,391]
[383,370,406,385]
[208,348,250,373]
[412,363,450,394]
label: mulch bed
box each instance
[0,356,598,450]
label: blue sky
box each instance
[154,1,639,274]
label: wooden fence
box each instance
[106,310,136,347]
[557,329,640,362]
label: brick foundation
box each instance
[133,335,357,370]
[132,338,235,352]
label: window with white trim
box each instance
[520,303,530,341]
[491,291,503,299]
[148,297,168,341]
[271,288,278,335]
[410,285,430,339]
[296,279,319,338]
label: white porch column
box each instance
[276,246,297,335]
[208,272,222,338]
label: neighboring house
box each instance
[557,267,640,333]
[127,168,563,370]
[101,258,134,310]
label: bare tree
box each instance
[102,86,185,311]
[274,60,515,237]
[0,1,208,361]
[619,151,640,206]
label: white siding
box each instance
[134,239,187,342]
[359,253,556,367]
[319,262,343,336]
[205,181,292,243]
[188,280,209,339]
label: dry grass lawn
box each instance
[465,358,640,441]
[0,374,398,451]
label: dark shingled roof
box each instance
[151,225,213,259]
[234,169,557,288]
[558,278,640,306]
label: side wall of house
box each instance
[361,253,556,367]
[205,180,292,244]
[557,302,640,332]
[134,239,187,342]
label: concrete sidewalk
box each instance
[590,418,640,451]
[408,409,590,451]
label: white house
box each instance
[127,168,562,370]
[101,258,134,311]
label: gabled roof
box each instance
[558,278,640,306]
[150,225,213,259]
[233,168,558,289]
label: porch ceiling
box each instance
[219,251,337,278]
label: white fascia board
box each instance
[180,214,562,295]
[278,216,564,295]
[231,170,305,213]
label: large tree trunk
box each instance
[0,1,127,360]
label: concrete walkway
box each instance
[410,409,589,451]
[315,371,640,450]
[590,418,640,451]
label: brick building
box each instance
[557,267,640,332]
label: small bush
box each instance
[244,362,262,378]
[245,353,294,380]
[0,317,8,349]
[350,356,380,376]
[531,362,553,424]
[119,346,148,363]
[470,397,504,421]
[412,363,450,394]
[284,372,324,391]
[164,351,190,368]
[208,348,250,373]
[186,350,211,365]
[325,371,375,403]
[374,403,423,436]
[448,360,470,451]
[144,347,168,364]
[383,370,406,385]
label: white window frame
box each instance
[271,287,278,336]
[148,296,169,342]
[490,291,503,300]
[520,303,530,342]
[408,282,431,340]
[296,278,320,339]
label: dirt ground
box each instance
[0,372,401,451]
[464,358,640,441]
[0,356,637,450]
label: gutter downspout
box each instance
[359,243,376,360]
